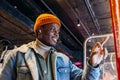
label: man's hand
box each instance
[90,37,109,67]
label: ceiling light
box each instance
[14,6,17,9]
[77,18,80,27]
[77,23,80,27]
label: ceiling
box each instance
[0,0,114,57]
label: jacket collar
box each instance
[17,41,39,80]
[18,40,52,80]
[24,48,39,80]
[18,40,68,80]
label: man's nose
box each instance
[54,31,59,37]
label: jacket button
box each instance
[44,70,47,74]
[64,70,67,72]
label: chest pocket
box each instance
[17,66,32,80]
[57,67,70,80]
[57,67,70,73]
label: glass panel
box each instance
[84,34,117,80]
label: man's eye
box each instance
[49,28,55,32]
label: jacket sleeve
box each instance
[70,60,101,80]
[0,50,17,80]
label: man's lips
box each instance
[52,37,58,43]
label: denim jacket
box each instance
[0,41,101,80]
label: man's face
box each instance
[37,23,60,46]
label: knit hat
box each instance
[34,13,61,33]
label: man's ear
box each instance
[36,29,42,34]
[36,29,42,37]
[38,30,42,34]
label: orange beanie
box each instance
[34,13,61,33]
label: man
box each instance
[0,13,108,80]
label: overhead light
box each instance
[77,24,80,27]
[77,18,80,27]
[14,6,17,9]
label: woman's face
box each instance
[37,23,60,46]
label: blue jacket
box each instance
[0,41,101,80]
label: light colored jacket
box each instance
[0,41,101,80]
